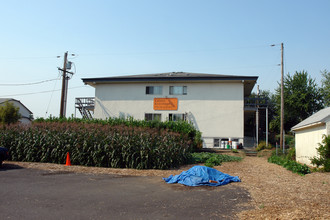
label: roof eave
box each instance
[82,76,258,83]
[292,121,325,132]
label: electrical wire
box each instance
[0,56,59,60]
[0,78,60,86]
[0,86,88,98]
[45,74,61,118]
[73,44,274,57]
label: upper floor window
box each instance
[146,86,162,95]
[169,86,187,95]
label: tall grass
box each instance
[0,118,200,169]
[36,116,202,149]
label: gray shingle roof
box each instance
[82,72,258,97]
[82,72,258,82]
[292,107,330,131]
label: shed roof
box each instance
[0,98,14,103]
[292,107,330,131]
[82,72,258,97]
[0,98,33,114]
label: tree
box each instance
[321,70,330,107]
[271,71,323,132]
[0,101,21,125]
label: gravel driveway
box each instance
[3,155,330,219]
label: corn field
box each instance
[0,118,201,169]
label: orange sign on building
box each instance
[153,98,178,110]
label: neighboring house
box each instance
[82,72,258,148]
[291,107,330,166]
[0,98,33,124]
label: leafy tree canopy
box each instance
[0,101,21,125]
[321,70,330,107]
[271,71,323,132]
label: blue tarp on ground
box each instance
[163,165,241,186]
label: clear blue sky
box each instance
[0,0,329,118]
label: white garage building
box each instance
[292,107,330,166]
[82,72,258,148]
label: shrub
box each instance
[268,155,310,175]
[311,135,330,172]
[286,147,296,161]
[191,152,241,168]
[256,141,272,151]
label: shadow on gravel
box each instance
[0,162,24,171]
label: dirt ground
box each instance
[4,153,330,219]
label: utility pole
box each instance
[256,85,259,148]
[280,43,284,151]
[60,51,68,118]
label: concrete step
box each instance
[244,150,258,157]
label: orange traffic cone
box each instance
[65,152,71,166]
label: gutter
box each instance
[291,121,325,132]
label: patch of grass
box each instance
[191,152,242,168]
[268,155,311,175]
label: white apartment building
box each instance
[82,72,258,148]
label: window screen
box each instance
[146,86,162,95]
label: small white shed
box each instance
[291,107,330,166]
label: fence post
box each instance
[276,142,278,156]
[283,130,285,154]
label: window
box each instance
[214,138,220,147]
[169,113,186,121]
[169,86,187,95]
[146,86,162,95]
[145,113,161,121]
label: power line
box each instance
[0,53,75,60]
[0,78,60,86]
[0,56,59,60]
[0,86,87,97]
[77,44,273,57]
[45,76,61,118]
